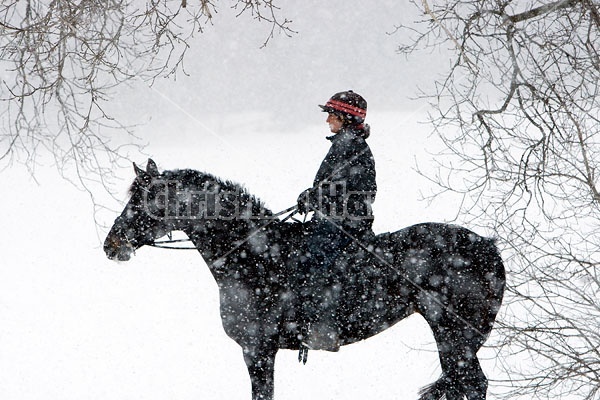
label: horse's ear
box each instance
[133,162,146,177]
[146,159,159,176]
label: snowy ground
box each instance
[0,111,503,400]
[0,2,506,398]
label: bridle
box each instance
[110,214,158,254]
[144,205,302,251]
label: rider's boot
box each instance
[302,321,340,352]
[300,286,340,352]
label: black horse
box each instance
[104,159,505,400]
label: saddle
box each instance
[278,221,384,362]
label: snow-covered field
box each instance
[1,2,504,399]
[0,111,503,400]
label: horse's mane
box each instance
[130,169,274,219]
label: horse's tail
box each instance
[417,374,447,400]
[481,237,506,283]
[478,237,506,329]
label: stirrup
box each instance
[298,344,309,364]
[299,322,340,353]
[298,324,309,364]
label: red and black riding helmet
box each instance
[319,90,367,125]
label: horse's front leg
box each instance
[243,344,278,400]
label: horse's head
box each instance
[104,159,171,261]
[104,158,276,262]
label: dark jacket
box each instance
[300,127,377,235]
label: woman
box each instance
[296,90,377,351]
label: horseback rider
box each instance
[296,90,377,352]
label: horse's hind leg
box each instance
[461,356,487,400]
[424,325,488,400]
[439,345,487,400]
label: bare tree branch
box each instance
[508,0,581,23]
[0,0,293,211]
[396,1,600,398]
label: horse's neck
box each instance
[182,219,262,274]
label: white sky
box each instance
[109,0,447,132]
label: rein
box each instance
[149,238,197,250]
[148,205,300,250]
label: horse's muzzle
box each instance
[103,237,134,261]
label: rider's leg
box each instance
[300,221,349,351]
